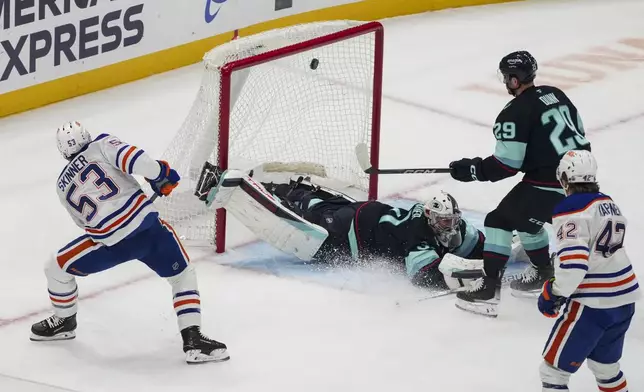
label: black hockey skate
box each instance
[510,262,554,298]
[181,326,229,364]
[456,276,500,318]
[30,314,77,341]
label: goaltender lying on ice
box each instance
[194,162,526,291]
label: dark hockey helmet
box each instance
[498,50,538,84]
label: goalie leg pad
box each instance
[212,171,329,261]
[517,229,551,267]
[510,232,530,263]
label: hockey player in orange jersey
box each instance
[538,150,640,392]
[30,121,229,364]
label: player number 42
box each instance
[556,222,577,240]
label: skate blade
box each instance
[510,289,540,299]
[185,348,230,364]
[30,331,76,342]
[455,298,498,318]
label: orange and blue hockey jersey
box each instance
[56,134,163,246]
[551,192,641,307]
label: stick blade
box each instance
[355,143,372,173]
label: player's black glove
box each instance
[449,157,485,182]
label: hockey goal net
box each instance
[158,20,383,252]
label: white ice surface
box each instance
[1,0,643,390]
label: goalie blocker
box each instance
[195,162,494,290]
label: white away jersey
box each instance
[56,134,163,246]
[552,192,641,308]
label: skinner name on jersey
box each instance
[58,155,89,192]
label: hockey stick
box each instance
[416,288,463,302]
[394,287,463,307]
[354,143,451,175]
[401,269,523,306]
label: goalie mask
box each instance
[56,121,92,160]
[423,190,462,248]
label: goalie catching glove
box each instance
[147,160,180,197]
[193,162,229,207]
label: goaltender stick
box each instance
[194,162,489,290]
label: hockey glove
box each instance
[148,160,180,197]
[449,157,485,182]
[194,162,223,202]
[538,278,565,318]
[412,262,449,290]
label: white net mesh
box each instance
[158,20,379,246]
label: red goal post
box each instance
[159,21,384,253]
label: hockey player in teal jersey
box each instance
[195,165,485,290]
[448,51,591,317]
[267,182,485,288]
